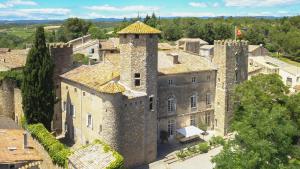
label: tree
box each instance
[60,18,92,41]
[88,26,107,39]
[22,26,55,130]
[162,23,183,41]
[212,74,300,169]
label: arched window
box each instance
[167,96,176,113]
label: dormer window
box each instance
[134,73,141,86]
[135,34,139,39]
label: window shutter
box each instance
[73,106,76,117]
[91,116,93,130]
[86,114,88,127]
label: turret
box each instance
[212,40,248,135]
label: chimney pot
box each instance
[23,132,28,149]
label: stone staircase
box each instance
[163,153,180,165]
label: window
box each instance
[63,101,66,111]
[190,94,197,108]
[190,114,196,126]
[149,34,153,38]
[205,112,211,126]
[89,48,95,54]
[206,93,211,106]
[99,125,102,134]
[69,104,75,117]
[123,35,127,39]
[167,96,176,113]
[87,114,93,129]
[215,119,218,128]
[297,77,300,83]
[64,122,68,132]
[167,119,175,136]
[168,79,173,85]
[235,70,238,82]
[149,96,154,111]
[74,88,77,92]
[83,92,86,96]
[192,77,196,83]
[207,75,211,81]
[134,34,139,39]
[134,73,141,86]
[286,77,292,87]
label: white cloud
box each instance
[85,4,159,12]
[225,0,298,7]
[189,2,208,7]
[212,2,220,7]
[169,12,215,17]
[0,0,37,8]
[19,8,70,15]
[0,8,71,20]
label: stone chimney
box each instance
[23,132,28,149]
[169,53,180,64]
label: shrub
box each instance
[198,142,210,153]
[209,136,225,147]
[27,123,71,167]
[176,150,187,159]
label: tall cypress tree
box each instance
[22,26,55,130]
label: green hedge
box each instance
[209,136,225,147]
[176,142,211,160]
[0,69,23,87]
[93,140,124,169]
[27,123,71,167]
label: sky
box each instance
[0,0,300,20]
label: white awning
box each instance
[176,126,204,138]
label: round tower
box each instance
[117,21,161,167]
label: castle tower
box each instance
[118,21,161,166]
[212,40,248,136]
[48,43,73,133]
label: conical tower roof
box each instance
[118,21,161,34]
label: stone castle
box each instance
[59,21,248,167]
[0,21,248,168]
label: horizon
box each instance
[0,0,299,21]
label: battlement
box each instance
[47,43,72,49]
[214,40,248,46]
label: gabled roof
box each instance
[118,21,161,34]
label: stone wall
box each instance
[212,40,248,136]
[14,88,23,125]
[157,71,216,137]
[30,137,63,169]
[0,79,15,119]
[185,41,200,55]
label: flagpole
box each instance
[234,26,237,41]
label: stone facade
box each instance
[0,79,15,119]
[157,71,216,138]
[212,40,248,135]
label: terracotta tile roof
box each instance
[60,62,124,94]
[118,21,161,34]
[158,50,217,75]
[0,49,28,70]
[61,49,216,94]
[0,129,42,164]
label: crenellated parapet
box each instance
[214,40,248,46]
[47,43,73,49]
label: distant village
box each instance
[0,21,300,169]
